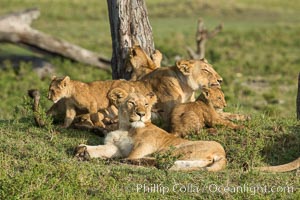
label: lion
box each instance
[75,88,227,171]
[125,44,162,81]
[196,87,250,122]
[255,157,299,172]
[75,89,299,172]
[196,86,227,111]
[170,87,243,137]
[140,58,223,122]
[47,76,123,128]
[46,59,222,129]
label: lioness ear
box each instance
[151,49,162,69]
[61,76,70,87]
[200,58,208,63]
[176,60,192,75]
[108,88,129,107]
[200,90,210,103]
[146,92,157,106]
[51,75,57,81]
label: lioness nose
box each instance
[136,111,145,117]
[217,78,223,84]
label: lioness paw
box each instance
[74,144,91,161]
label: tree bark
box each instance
[107,0,155,79]
[297,72,300,120]
[0,8,111,71]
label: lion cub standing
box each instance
[170,87,243,137]
[47,76,121,128]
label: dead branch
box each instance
[0,8,111,71]
[28,89,45,127]
[187,18,223,59]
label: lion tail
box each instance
[255,157,300,173]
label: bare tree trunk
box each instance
[297,72,300,120]
[107,0,155,79]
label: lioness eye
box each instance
[203,69,210,73]
[128,101,134,105]
[145,103,149,107]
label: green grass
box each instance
[0,0,299,199]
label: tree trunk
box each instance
[107,0,155,79]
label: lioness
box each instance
[140,58,222,121]
[170,88,243,137]
[75,88,227,171]
[75,89,299,172]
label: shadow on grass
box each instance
[261,124,300,165]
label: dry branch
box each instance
[187,18,223,59]
[0,8,111,71]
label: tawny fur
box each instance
[75,89,227,172]
[140,59,222,122]
[255,157,300,172]
[170,87,244,137]
[196,87,250,121]
[47,76,124,128]
[47,59,222,128]
[125,44,162,81]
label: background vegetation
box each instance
[0,0,299,199]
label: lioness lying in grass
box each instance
[75,88,227,171]
[75,89,299,172]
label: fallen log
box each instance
[0,8,111,71]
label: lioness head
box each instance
[47,76,71,103]
[176,59,222,90]
[197,87,227,111]
[108,88,157,128]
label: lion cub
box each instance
[170,87,243,137]
[125,44,162,81]
[47,76,120,128]
[196,87,250,122]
